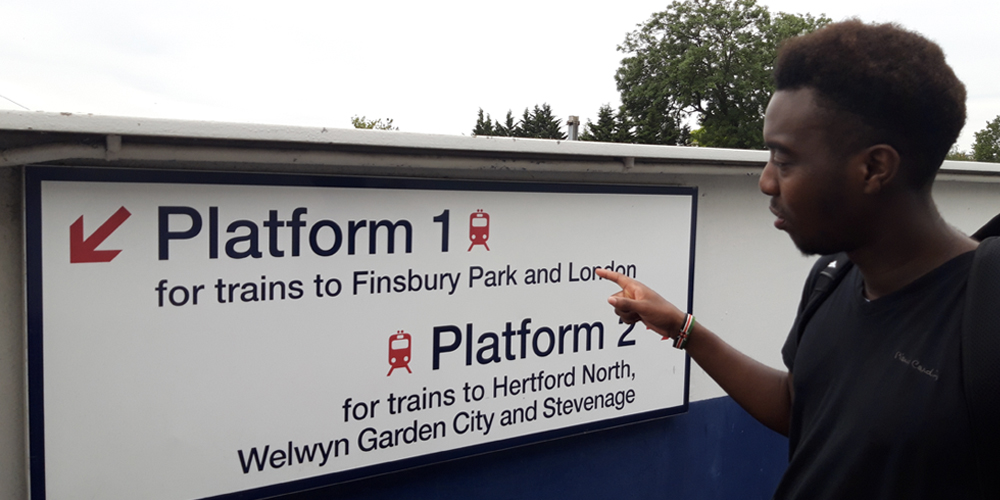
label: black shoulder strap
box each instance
[972,213,1000,241]
[795,252,853,343]
[963,236,1000,499]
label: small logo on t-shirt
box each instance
[894,351,940,381]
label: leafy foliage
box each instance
[973,115,1000,163]
[351,115,398,130]
[615,0,828,149]
[946,145,973,162]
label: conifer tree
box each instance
[519,104,566,140]
[472,104,565,140]
[580,104,619,142]
[472,108,496,136]
[494,110,519,137]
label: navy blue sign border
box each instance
[25,165,698,500]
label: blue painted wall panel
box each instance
[287,396,788,499]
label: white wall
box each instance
[685,173,817,401]
[681,174,1000,402]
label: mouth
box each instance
[769,204,787,230]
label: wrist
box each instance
[671,314,696,349]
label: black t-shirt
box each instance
[775,252,979,499]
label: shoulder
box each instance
[968,237,1000,298]
[976,236,1000,255]
[970,238,1000,285]
[784,252,853,370]
[802,254,852,300]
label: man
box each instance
[597,20,985,498]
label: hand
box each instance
[595,268,685,338]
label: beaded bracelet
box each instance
[672,314,696,350]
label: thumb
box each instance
[610,296,669,337]
[608,295,641,313]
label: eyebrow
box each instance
[765,141,791,154]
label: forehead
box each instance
[763,88,832,152]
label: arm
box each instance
[684,324,794,435]
[595,268,794,436]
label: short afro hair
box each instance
[774,20,966,188]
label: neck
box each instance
[846,192,978,300]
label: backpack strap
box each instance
[794,252,853,344]
[972,213,1000,241]
[963,236,1000,499]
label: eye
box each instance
[769,151,792,169]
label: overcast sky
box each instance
[1,0,997,150]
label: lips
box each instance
[770,203,787,230]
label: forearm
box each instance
[592,268,793,434]
[683,322,792,436]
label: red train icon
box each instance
[468,209,490,251]
[387,331,412,376]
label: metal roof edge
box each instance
[2,110,998,176]
[0,110,768,164]
[940,159,1000,174]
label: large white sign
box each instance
[27,167,696,500]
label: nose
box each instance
[759,161,778,196]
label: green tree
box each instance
[616,0,828,149]
[578,104,636,143]
[472,109,520,137]
[690,128,708,146]
[474,104,566,140]
[972,116,1000,163]
[351,115,398,130]
[494,110,519,137]
[495,109,521,137]
[580,104,619,142]
[613,111,636,143]
[519,103,566,140]
[519,107,540,138]
[472,108,496,136]
[946,145,973,162]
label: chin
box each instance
[788,234,838,257]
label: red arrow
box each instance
[69,206,131,263]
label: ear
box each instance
[859,144,901,195]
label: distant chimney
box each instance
[567,116,580,141]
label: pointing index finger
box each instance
[595,267,631,287]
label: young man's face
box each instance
[760,88,865,255]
